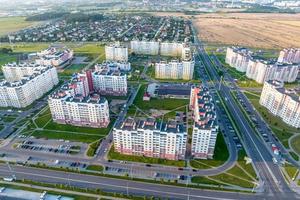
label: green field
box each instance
[60,64,86,76]
[0,53,18,66]
[0,17,38,36]
[190,132,229,169]
[133,84,189,110]
[108,146,185,167]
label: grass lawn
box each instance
[210,172,255,188]
[191,176,228,186]
[291,135,300,156]
[86,165,104,172]
[60,64,86,76]
[108,145,185,167]
[31,130,104,143]
[34,108,52,128]
[0,17,38,36]
[289,151,299,161]
[190,132,229,169]
[237,150,257,180]
[0,125,4,131]
[86,140,102,157]
[2,116,17,123]
[133,84,189,110]
[284,163,299,180]
[0,52,18,66]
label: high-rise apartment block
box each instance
[105,43,128,62]
[155,60,195,80]
[130,40,160,55]
[189,86,218,159]
[48,73,110,128]
[278,48,300,64]
[226,47,299,84]
[260,80,300,128]
[0,63,58,108]
[92,64,127,96]
[113,118,187,160]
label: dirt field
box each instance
[193,13,300,49]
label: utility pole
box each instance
[218,76,223,91]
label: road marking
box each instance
[0,168,240,200]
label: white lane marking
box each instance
[0,168,239,200]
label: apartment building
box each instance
[189,86,218,159]
[130,40,160,55]
[105,42,128,62]
[226,47,299,83]
[246,59,299,84]
[113,118,187,160]
[95,61,131,72]
[0,65,58,108]
[160,42,184,57]
[278,48,300,64]
[35,47,74,67]
[48,73,110,128]
[225,47,252,72]
[155,60,194,80]
[92,64,127,96]
[260,80,300,128]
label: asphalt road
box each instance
[0,163,290,200]
[191,24,298,199]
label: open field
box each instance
[0,17,38,36]
[194,13,300,49]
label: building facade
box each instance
[35,47,74,67]
[113,118,187,160]
[189,86,218,159]
[92,65,127,96]
[48,73,110,128]
[260,80,300,128]
[0,65,58,108]
[95,61,131,72]
[226,47,299,84]
[105,43,128,62]
[278,48,300,64]
[155,60,194,80]
[130,40,160,55]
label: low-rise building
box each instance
[260,80,300,128]
[0,65,58,108]
[113,118,187,160]
[189,86,218,159]
[48,73,110,128]
[95,61,131,72]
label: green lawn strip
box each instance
[209,173,255,189]
[34,109,52,128]
[108,146,185,167]
[289,151,299,161]
[133,84,189,110]
[290,135,300,156]
[284,163,299,180]
[86,140,102,157]
[237,150,257,180]
[190,160,212,169]
[31,130,103,143]
[0,183,97,200]
[226,165,255,182]
[86,165,104,171]
[191,176,228,186]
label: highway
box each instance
[192,24,298,199]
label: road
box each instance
[0,163,289,200]
[191,24,298,199]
